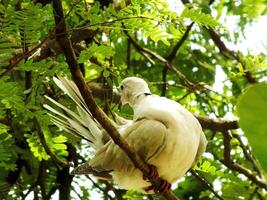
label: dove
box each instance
[44,76,207,194]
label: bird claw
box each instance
[157,180,171,194]
[143,165,171,194]
[143,165,159,181]
[144,180,171,194]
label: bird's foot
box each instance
[143,165,159,181]
[144,180,171,194]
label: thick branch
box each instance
[37,161,47,200]
[58,144,76,200]
[52,1,179,199]
[87,84,239,132]
[196,116,238,131]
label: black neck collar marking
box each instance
[144,92,152,96]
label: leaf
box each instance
[180,6,221,28]
[0,123,9,134]
[196,160,217,174]
[103,70,110,78]
[237,83,267,170]
[52,135,68,143]
[78,44,115,63]
[53,143,67,150]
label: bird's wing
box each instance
[191,131,207,167]
[71,162,112,180]
[89,118,167,172]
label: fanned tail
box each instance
[44,77,104,150]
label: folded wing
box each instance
[89,118,167,172]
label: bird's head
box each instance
[118,77,151,107]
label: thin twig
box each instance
[233,134,265,180]
[221,131,267,190]
[190,169,223,200]
[179,0,257,84]
[35,118,71,167]
[71,15,161,32]
[0,35,51,78]
[124,28,195,89]
[162,22,194,96]
[166,22,194,61]
[161,65,168,96]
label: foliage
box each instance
[237,83,267,170]
[0,0,267,200]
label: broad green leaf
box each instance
[237,83,267,170]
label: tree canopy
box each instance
[0,0,267,199]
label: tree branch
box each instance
[84,83,240,132]
[124,29,195,89]
[221,131,267,190]
[190,169,223,200]
[196,116,238,131]
[233,134,265,179]
[179,0,257,84]
[161,64,168,96]
[161,22,194,96]
[37,161,47,200]
[166,22,194,61]
[52,0,179,199]
[35,118,71,167]
[206,28,257,84]
[0,34,51,78]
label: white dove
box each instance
[44,77,207,194]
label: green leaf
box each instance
[0,123,9,134]
[78,44,115,63]
[180,6,221,28]
[237,83,267,170]
[103,70,110,78]
[53,143,67,150]
[52,135,68,143]
[196,160,217,174]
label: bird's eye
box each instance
[120,85,124,90]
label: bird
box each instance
[44,76,207,194]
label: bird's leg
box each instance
[156,179,172,194]
[143,165,171,194]
[143,164,159,180]
[144,180,171,194]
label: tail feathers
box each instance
[44,77,104,150]
[53,77,88,113]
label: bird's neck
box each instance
[131,92,152,108]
